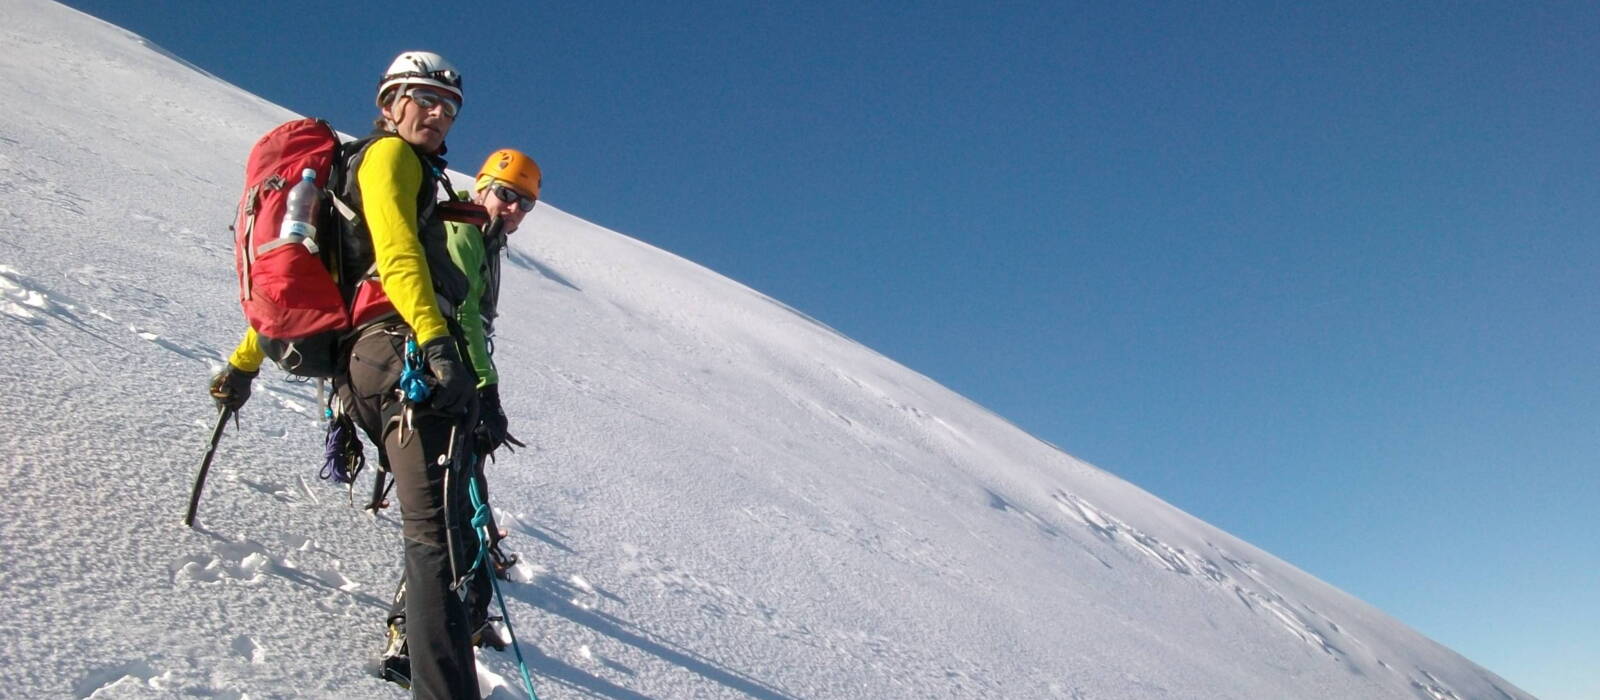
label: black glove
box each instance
[474,384,510,454]
[419,335,475,415]
[209,363,258,411]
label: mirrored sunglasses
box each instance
[405,88,460,118]
[492,183,537,212]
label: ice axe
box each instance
[183,406,237,527]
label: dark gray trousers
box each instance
[341,323,483,699]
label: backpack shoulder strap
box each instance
[333,135,381,211]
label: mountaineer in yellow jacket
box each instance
[210,51,485,699]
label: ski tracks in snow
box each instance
[0,262,224,371]
[1046,488,1474,700]
[1050,488,1347,651]
[0,259,326,421]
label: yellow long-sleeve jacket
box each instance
[229,136,452,371]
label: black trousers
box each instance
[341,323,484,700]
[386,462,497,629]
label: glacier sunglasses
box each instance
[490,183,537,212]
[403,88,460,118]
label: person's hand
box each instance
[474,384,510,453]
[419,336,475,415]
[209,364,258,411]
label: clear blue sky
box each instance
[59,1,1596,697]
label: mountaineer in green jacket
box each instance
[362,146,540,680]
[447,148,541,580]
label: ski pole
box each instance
[183,406,236,528]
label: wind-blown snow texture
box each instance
[0,2,1531,698]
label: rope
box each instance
[467,469,539,699]
[397,335,537,697]
[319,414,364,484]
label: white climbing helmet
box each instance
[375,51,463,108]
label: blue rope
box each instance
[399,335,535,695]
[398,338,432,403]
[467,469,539,699]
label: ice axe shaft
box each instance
[183,406,236,527]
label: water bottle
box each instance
[280,167,320,254]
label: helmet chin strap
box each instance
[484,216,509,252]
[380,98,401,133]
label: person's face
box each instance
[476,180,535,233]
[382,87,457,153]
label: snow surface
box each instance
[0,1,1533,698]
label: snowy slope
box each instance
[0,2,1531,698]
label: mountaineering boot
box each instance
[378,619,411,688]
[489,542,519,579]
[378,654,411,690]
[472,615,509,651]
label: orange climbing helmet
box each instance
[476,148,541,200]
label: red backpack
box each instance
[232,119,491,378]
[232,118,349,377]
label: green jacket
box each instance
[445,209,502,388]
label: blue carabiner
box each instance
[398,338,432,403]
